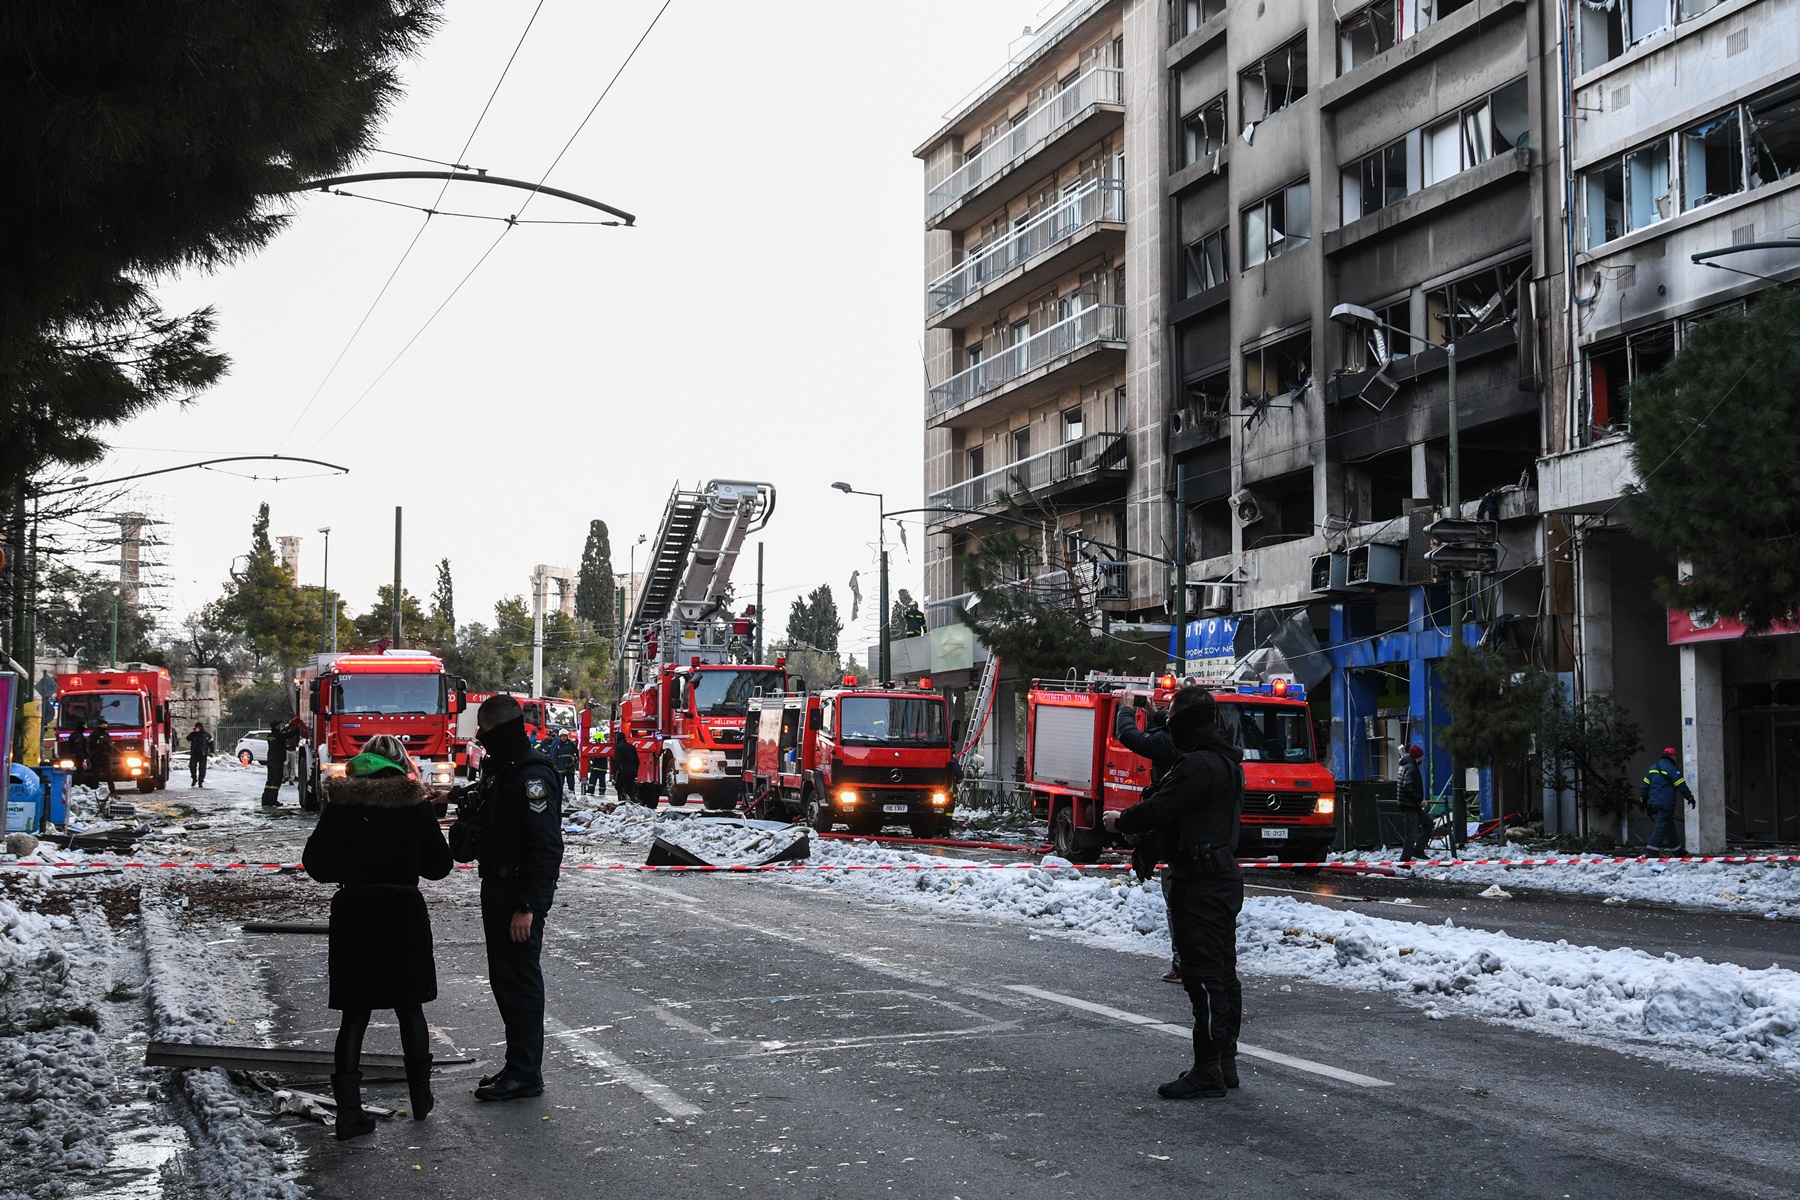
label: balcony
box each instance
[929,304,1126,425]
[929,431,1129,517]
[928,180,1125,329]
[927,67,1124,230]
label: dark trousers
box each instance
[1401,805,1428,860]
[615,776,638,807]
[480,880,547,1085]
[262,759,283,806]
[584,769,603,795]
[189,753,206,786]
[1648,805,1686,853]
[560,769,577,794]
[335,1004,429,1075]
[1165,871,1244,1064]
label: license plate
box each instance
[1261,827,1289,840]
[882,804,909,814]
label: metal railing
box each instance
[929,67,1123,217]
[929,304,1125,418]
[929,431,1127,512]
[1094,560,1129,599]
[928,180,1124,315]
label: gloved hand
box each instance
[1686,796,1697,809]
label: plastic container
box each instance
[35,767,69,827]
[6,763,43,834]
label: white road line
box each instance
[1005,984,1394,1089]
[546,1017,703,1118]
[614,879,704,905]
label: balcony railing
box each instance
[930,431,1128,512]
[928,180,1124,317]
[929,67,1124,218]
[929,304,1125,418]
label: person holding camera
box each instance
[1113,694,1184,984]
[448,694,564,1102]
[1103,686,1244,1100]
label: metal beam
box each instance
[288,170,636,226]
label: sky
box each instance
[96,0,1062,658]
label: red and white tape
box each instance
[6,853,1798,873]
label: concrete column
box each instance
[1577,533,1614,695]
[1680,641,1726,853]
[1411,442,1447,508]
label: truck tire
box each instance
[299,756,322,813]
[806,789,832,834]
[662,758,686,807]
[157,755,170,789]
[136,777,155,793]
[909,817,951,841]
[1050,805,1100,864]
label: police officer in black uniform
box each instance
[449,693,564,1101]
[1113,693,1186,983]
[1104,686,1245,1100]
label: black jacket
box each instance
[186,728,213,757]
[551,739,578,773]
[611,737,639,780]
[1114,703,1182,779]
[1396,756,1424,808]
[449,733,564,915]
[303,772,454,1009]
[1115,727,1244,877]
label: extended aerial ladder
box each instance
[625,480,776,685]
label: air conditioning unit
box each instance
[1197,583,1233,614]
[1346,542,1404,588]
[1230,488,1263,526]
[1309,552,1350,594]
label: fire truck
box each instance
[293,650,465,811]
[577,704,612,787]
[53,664,176,791]
[449,692,578,776]
[745,679,955,837]
[617,479,782,810]
[1026,673,1334,863]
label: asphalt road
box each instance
[242,863,1800,1200]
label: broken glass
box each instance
[1749,84,1800,188]
[1682,111,1744,209]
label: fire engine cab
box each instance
[54,664,176,791]
[294,650,464,810]
[745,679,955,837]
[1026,673,1334,863]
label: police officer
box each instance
[1104,686,1244,1100]
[551,730,579,795]
[449,694,564,1101]
[1113,693,1184,984]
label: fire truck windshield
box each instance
[689,669,776,717]
[1224,703,1315,763]
[59,693,142,728]
[338,674,443,715]
[543,702,577,732]
[837,697,948,746]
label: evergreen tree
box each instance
[354,584,427,647]
[959,531,1139,682]
[1,1,442,483]
[575,520,616,632]
[223,504,313,669]
[785,585,843,655]
[1627,289,1800,629]
[492,596,534,690]
[38,565,153,665]
[431,558,455,632]
[1437,642,1550,774]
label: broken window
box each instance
[1586,338,1629,434]
[1629,324,1675,381]
[1683,111,1744,210]
[1242,180,1310,268]
[1175,370,1231,442]
[1625,141,1671,231]
[1578,1,1624,72]
[1337,0,1400,73]
[1749,84,1800,188]
[1181,94,1228,169]
[1170,0,1226,41]
[1184,228,1228,296]
[1677,0,1720,14]
[1491,79,1530,152]
[1424,257,1528,346]
[1342,138,1412,222]
[1242,332,1313,428]
[1583,161,1624,247]
[1627,0,1669,45]
[1240,35,1308,135]
[1340,300,1413,372]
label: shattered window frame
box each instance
[1749,83,1800,189]
[1180,93,1229,169]
[1241,330,1314,429]
[1424,257,1530,347]
[1239,34,1309,137]
[1170,0,1227,42]
[1342,136,1412,222]
[1340,299,1413,372]
[1183,227,1229,296]
[1242,179,1311,268]
[1337,0,1401,74]
[1682,110,1745,211]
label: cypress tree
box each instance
[575,520,616,632]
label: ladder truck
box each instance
[617,480,786,809]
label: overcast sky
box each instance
[98,0,1056,657]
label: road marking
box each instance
[614,878,704,905]
[547,1017,702,1118]
[1005,985,1393,1089]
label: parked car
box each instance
[236,731,271,766]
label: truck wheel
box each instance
[1050,806,1100,864]
[299,760,322,813]
[909,817,950,841]
[158,756,171,789]
[806,790,832,833]
[136,778,155,793]
[662,759,686,807]
[239,750,254,765]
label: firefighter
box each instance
[1113,693,1185,984]
[88,717,117,795]
[584,725,608,796]
[611,731,641,808]
[1104,687,1244,1100]
[186,722,214,788]
[551,730,579,795]
[448,694,564,1101]
[263,717,304,809]
[901,600,927,638]
[1640,747,1695,854]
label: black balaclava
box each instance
[477,715,532,765]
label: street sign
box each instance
[34,673,57,702]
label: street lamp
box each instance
[833,482,888,683]
[317,526,334,655]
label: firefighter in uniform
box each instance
[449,694,564,1101]
[1104,686,1245,1100]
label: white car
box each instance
[236,731,271,765]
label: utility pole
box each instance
[879,543,890,684]
[1445,344,1470,852]
[110,591,118,667]
[614,584,627,699]
[391,507,403,646]
[531,567,545,699]
[1173,464,1188,677]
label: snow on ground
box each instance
[1330,845,1800,919]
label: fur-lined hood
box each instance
[323,773,431,808]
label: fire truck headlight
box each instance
[837,789,858,806]
[1314,793,1335,816]
[432,770,454,785]
[930,791,949,807]
[125,755,144,769]
[325,763,347,778]
[687,754,706,773]
[57,759,75,771]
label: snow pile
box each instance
[141,897,301,1200]
[1239,896,1800,1071]
[652,817,808,865]
[566,802,656,847]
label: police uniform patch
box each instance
[526,777,549,811]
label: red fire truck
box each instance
[294,651,465,810]
[448,692,579,776]
[745,679,955,837]
[577,704,612,788]
[53,664,176,791]
[621,659,786,809]
[1026,673,1334,863]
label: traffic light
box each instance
[1424,517,1498,576]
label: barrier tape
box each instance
[6,853,1799,873]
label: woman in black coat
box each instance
[303,734,453,1139]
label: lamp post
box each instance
[317,526,333,655]
[1330,303,1464,850]
[832,483,888,683]
[626,534,646,624]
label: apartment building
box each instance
[1537,0,1800,849]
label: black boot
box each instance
[1221,1042,1240,1089]
[331,1073,376,1140]
[405,1055,434,1121]
[1158,1058,1228,1100]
